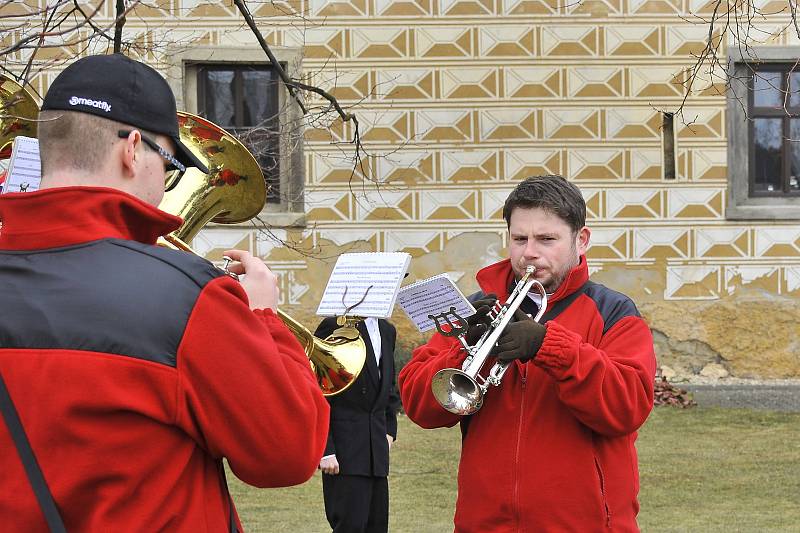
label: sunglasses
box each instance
[117,130,186,174]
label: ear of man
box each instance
[119,130,143,178]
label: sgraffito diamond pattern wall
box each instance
[6,0,800,311]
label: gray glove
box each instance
[464,294,497,345]
[491,309,546,362]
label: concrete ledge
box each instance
[680,382,800,412]
[208,212,306,229]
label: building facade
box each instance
[3,0,799,378]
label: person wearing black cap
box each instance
[0,53,329,531]
[36,52,208,204]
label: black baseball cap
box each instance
[41,53,208,174]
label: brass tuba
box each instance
[159,112,366,396]
[1,75,39,160]
[0,85,364,396]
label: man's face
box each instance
[508,207,590,293]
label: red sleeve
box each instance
[174,276,330,488]
[534,316,656,437]
[397,332,467,429]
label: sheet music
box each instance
[396,273,475,333]
[3,136,41,194]
[316,252,411,319]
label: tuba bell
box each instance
[1,75,39,160]
[158,112,367,396]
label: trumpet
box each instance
[430,266,547,415]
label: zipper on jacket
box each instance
[594,456,611,528]
[513,369,527,531]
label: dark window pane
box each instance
[791,119,800,192]
[790,72,800,108]
[235,127,279,203]
[239,69,279,203]
[753,118,783,192]
[241,70,276,126]
[753,72,783,108]
[198,65,281,204]
[203,70,235,127]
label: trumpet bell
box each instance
[431,368,484,416]
[1,75,38,159]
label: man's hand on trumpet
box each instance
[464,293,498,345]
[491,309,546,362]
[222,249,279,311]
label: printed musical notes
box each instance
[396,273,475,332]
[2,136,41,194]
[316,252,411,318]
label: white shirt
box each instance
[320,317,383,463]
[364,317,382,377]
[527,291,544,310]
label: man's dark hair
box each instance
[502,175,586,233]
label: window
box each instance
[166,46,305,225]
[197,64,280,203]
[727,48,800,219]
[748,67,800,196]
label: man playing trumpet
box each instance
[399,175,657,532]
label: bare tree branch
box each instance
[232,0,307,114]
[231,0,372,200]
[114,0,126,53]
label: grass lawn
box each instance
[229,407,800,532]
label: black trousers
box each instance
[322,473,389,533]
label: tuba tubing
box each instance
[431,265,547,415]
[276,310,367,396]
[158,112,366,396]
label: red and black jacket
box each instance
[0,187,330,531]
[399,257,656,532]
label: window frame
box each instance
[166,46,305,226]
[196,63,281,204]
[727,47,800,220]
[746,64,800,197]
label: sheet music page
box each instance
[396,273,476,333]
[3,136,41,194]
[316,252,411,319]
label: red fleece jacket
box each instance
[399,258,656,533]
[0,187,330,531]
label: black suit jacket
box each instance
[314,317,400,477]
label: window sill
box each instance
[726,199,800,220]
[208,212,307,229]
[259,211,307,228]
